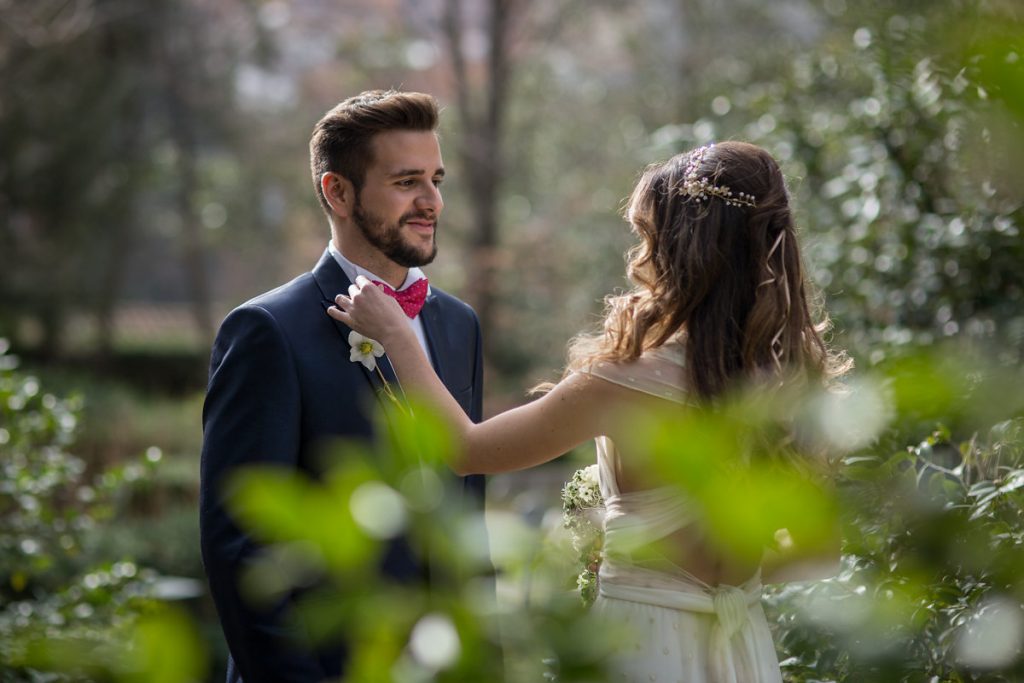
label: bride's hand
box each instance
[328,275,409,345]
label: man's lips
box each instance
[405,218,435,235]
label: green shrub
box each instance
[0,339,206,681]
[768,420,1024,682]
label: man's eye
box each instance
[432,178,443,187]
[398,179,415,187]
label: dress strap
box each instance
[581,347,690,405]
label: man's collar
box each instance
[328,241,430,294]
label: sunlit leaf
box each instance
[376,393,458,473]
[972,33,1024,121]
[123,606,207,683]
[226,463,377,575]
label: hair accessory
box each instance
[758,229,791,372]
[680,144,757,208]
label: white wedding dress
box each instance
[583,345,783,683]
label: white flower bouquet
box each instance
[560,464,605,606]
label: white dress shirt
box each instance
[328,241,431,355]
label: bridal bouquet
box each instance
[561,464,605,606]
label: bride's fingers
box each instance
[326,305,352,326]
[334,294,352,310]
[351,280,390,306]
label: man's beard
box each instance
[353,198,438,268]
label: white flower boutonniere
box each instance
[348,331,385,370]
[348,331,405,411]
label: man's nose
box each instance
[416,183,443,215]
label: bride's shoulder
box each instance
[581,342,686,373]
[576,343,689,404]
[642,341,687,366]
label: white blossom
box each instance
[562,464,603,511]
[348,331,385,370]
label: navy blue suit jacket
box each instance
[199,249,485,683]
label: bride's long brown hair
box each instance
[565,141,850,400]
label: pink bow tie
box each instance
[372,278,428,319]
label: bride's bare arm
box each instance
[328,276,614,474]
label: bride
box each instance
[330,141,850,682]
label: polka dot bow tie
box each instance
[372,278,429,319]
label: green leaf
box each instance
[225,463,377,574]
[123,606,208,683]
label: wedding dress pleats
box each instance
[582,346,784,683]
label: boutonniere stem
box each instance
[348,331,408,413]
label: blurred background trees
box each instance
[0,0,268,360]
[2,0,1023,680]
[4,0,1020,378]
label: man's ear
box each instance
[321,172,355,219]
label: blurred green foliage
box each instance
[3,0,1024,681]
[220,399,622,683]
[0,339,207,682]
[769,418,1024,682]
[7,338,1024,681]
[213,349,1024,682]
[649,1,1024,369]
[762,350,1024,682]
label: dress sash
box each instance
[599,564,765,683]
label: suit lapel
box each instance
[310,249,401,396]
[417,293,451,387]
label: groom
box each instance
[200,90,485,683]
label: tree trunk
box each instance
[95,18,146,359]
[162,3,214,347]
[442,0,518,343]
[173,130,214,346]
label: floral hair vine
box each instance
[679,144,757,208]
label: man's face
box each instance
[353,130,444,268]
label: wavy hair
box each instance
[565,141,850,400]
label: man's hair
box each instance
[309,89,439,215]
